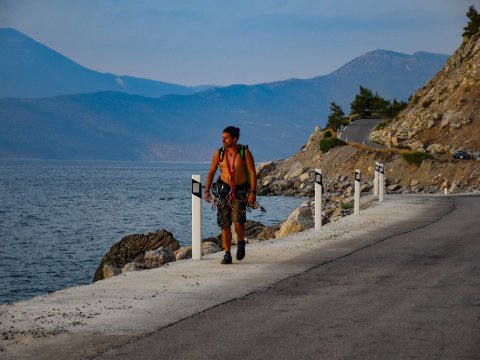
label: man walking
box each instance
[204,126,257,264]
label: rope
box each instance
[210,180,266,214]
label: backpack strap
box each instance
[218,144,248,163]
[239,144,248,162]
[218,146,226,162]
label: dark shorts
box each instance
[216,181,249,228]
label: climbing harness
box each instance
[210,178,266,214]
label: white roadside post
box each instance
[379,164,385,202]
[192,175,202,260]
[374,162,379,197]
[354,169,361,215]
[315,169,323,230]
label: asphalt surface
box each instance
[339,118,388,148]
[93,195,480,360]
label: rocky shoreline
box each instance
[94,188,362,281]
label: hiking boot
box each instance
[236,241,246,261]
[221,252,232,264]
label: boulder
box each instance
[102,264,121,279]
[230,220,267,245]
[175,247,192,261]
[284,161,307,179]
[388,184,402,192]
[299,171,310,183]
[275,202,314,238]
[122,262,146,273]
[257,224,280,240]
[201,242,221,255]
[427,143,446,154]
[144,247,176,269]
[93,229,180,282]
[360,183,372,193]
[256,162,277,179]
[174,240,227,261]
[245,220,267,238]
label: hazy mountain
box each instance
[324,49,451,111]
[0,28,211,98]
[0,28,449,161]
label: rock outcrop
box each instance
[370,32,480,153]
[257,128,479,198]
[93,229,180,282]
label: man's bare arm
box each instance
[245,148,257,204]
[204,150,219,202]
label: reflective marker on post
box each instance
[354,169,361,215]
[379,164,385,202]
[374,162,379,197]
[315,169,323,230]
[192,175,202,260]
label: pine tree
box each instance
[326,102,346,130]
[350,86,374,116]
[350,86,390,116]
[463,5,480,39]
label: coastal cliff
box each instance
[370,32,480,154]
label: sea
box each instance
[0,160,305,305]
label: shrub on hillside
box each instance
[402,152,433,166]
[324,130,333,138]
[320,138,347,153]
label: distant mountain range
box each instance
[0,28,212,98]
[0,28,449,161]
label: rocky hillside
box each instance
[257,126,479,196]
[370,32,480,154]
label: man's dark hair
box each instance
[223,126,240,139]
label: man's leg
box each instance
[234,222,245,242]
[231,191,248,261]
[217,198,233,264]
[222,226,233,252]
[234,222,246,261]
[220,226,233,264]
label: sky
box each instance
[1,0,479,86]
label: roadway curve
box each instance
[338,117,388,148]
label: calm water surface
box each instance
[0,160,304,304]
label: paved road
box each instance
[94,195,480,360]
[339,118,388,148]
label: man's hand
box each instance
[247,191,256,206]
[204,190,212,203]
